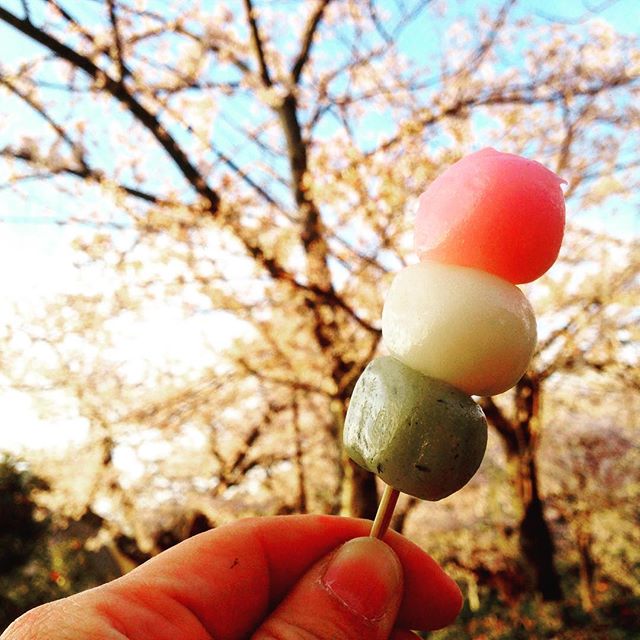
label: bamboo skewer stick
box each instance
[369,483,400,539]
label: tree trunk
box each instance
[576,518,596,612]
[391,496,418,535]
[483,375,564,601]
[340,455,379,519]
[512,375,563,601]
[516,453,563,600]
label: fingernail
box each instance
[321,537,402,622]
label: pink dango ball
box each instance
[414,148,566,284]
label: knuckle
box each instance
[254,616,342,640]
[2,603,61,640]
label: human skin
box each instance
[2,514,463,640]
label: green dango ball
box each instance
[343,356,487,501]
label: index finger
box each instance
[110,514,462,638]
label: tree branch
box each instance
[4,145,377,337]
[243,0,272,87]
[107,0,129,81]
[46,0,98,47]
[232,226,380,335]
[0,5,220,212]
[20,0,29,20]
[1,147,174,205]
[131,5,253,76]
[477,396,518,454]
[555,98,576,175]
[0,74,82,161]
[0,3,406,342]
[212,147,285,209]
[212,400,291,496]
[237,357,328,396]
[462,0,516,74]
[365,74,639,160]
[291,0,332,83]
[150,92,288,211]
[367,0,393,45]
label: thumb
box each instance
[253,536,404,640]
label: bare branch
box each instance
[0,212,128,230]
[0,74,83,161]
[462,0,516,74]
[47,0,97,47]
[107,0,129,81]
[150,90,289,211]
[1,147,174,206]
[329,234,390,274]
[212,401,293,497]
[367,0,393,45]
[128,5,253,75]
[364,74,639,161]
[231,225,380,335]
[243,0,272,86]
[213,148,285,210]
[0,5,220,212]
[535,0,622,25]
[555,98,577,177]
[478,396,518,454]
[291,0,332,83]
[237,357,328,396]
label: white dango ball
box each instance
[381,261,536,396]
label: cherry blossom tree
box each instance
[1,0,638,601]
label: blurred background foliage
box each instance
[0,0,638,636]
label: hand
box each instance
[2,514,462,640]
